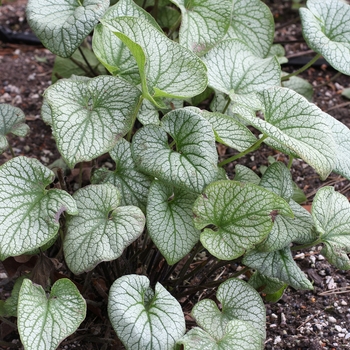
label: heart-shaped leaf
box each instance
[226,0,274,57]
[192,180,293,260]
[92,0,161,82]
[64,184,145,274]
[177,320,262,350]
[203,39,280,98]
[234,87,335,180]
[108,275,185,350]
[192,278,266,341]
[101,16,208,102]
[132,108,218,193]
[0,104,29,153]
[300,0,350,75]
[198,109,257,152]
[26,0,109,57]
[0,157,77,261]
[147,180,200,265]
[45,75,141,168]
[312,187,350,270]
[91,138,152,212]
[18,278,86,350]
[243,247,313,290]
[170,0,233,54]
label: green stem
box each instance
[168,14,182,37]
[291,238,323,251]
[219,135,268,167]
[127,96,144,142]
[169,139,176,149]
[8,143,15,158]
[222,97,231,115]
[78,46,98,77]
[287,156,294,169]
[176,243,203,284]
[281,53,322,81]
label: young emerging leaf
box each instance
[243,247,313,290]
[170,0,233,54]
[18,278,86,350]
[0,104,29,154]
[26,0,109,57]
[192,278,266,341]
[64,184,145,274]
[226,0,274,57]
[257,162,314,251]
[92,0,161,82]
[0,157,78,260]
[203,39,280,105]
[91,138,152,212]
[300,0,350,75]
[312,187,350,270]
[108,275,186,350]
[45,75,141,168]
[192,180,293,260]
[132,108,218,193]
[235,87,336,180]
[101,16,208,102]
[147,180,200,265]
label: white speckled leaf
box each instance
[101,16,208,101]
[322,112,350,180]
[243,247,313,290]
[199,110,257,152]
[137,99,161,126]
[0,157,77,261]
[312,187,350,270]
[18,278,86,350]
[45,76,141,168]
[132,108,218,193]
[192,180,293,260]
[26,0,109,57]
[177,320,262,350]
[91,138,152,212]
[108,275,185,350]
[64,184,145,274]
[233,165,261,185]
[0,104,29,153]
[192,278,265,341]
[300,0,350,75]
[170,0,233,54]
[92,0,160,81]
[203,39,280,98]
[236,87,335,180]
[147,180,200,265]
[226,0,274,57]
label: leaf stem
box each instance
[78,46,98,77]
[127,96,144,142]
[287,156,294,169]
[219,135,268,167]
[281,53,322,81]
[291,238,323,251]
[168,14,182,38]
[8,143,15,158]
[222,97,231,115]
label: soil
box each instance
[1,1,350,349]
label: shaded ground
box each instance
[1,1,350,349]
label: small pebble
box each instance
[345,333,350,340]
[274,336,282,345]
[271,313,278,319]
[310,255,316,264]
[328,316,337,323]
[317,254,325,260]
[295,252,305,259]
[340,300,348,306]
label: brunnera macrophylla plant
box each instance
[1,0,350,349]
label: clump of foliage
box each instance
[1,0,350,349]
